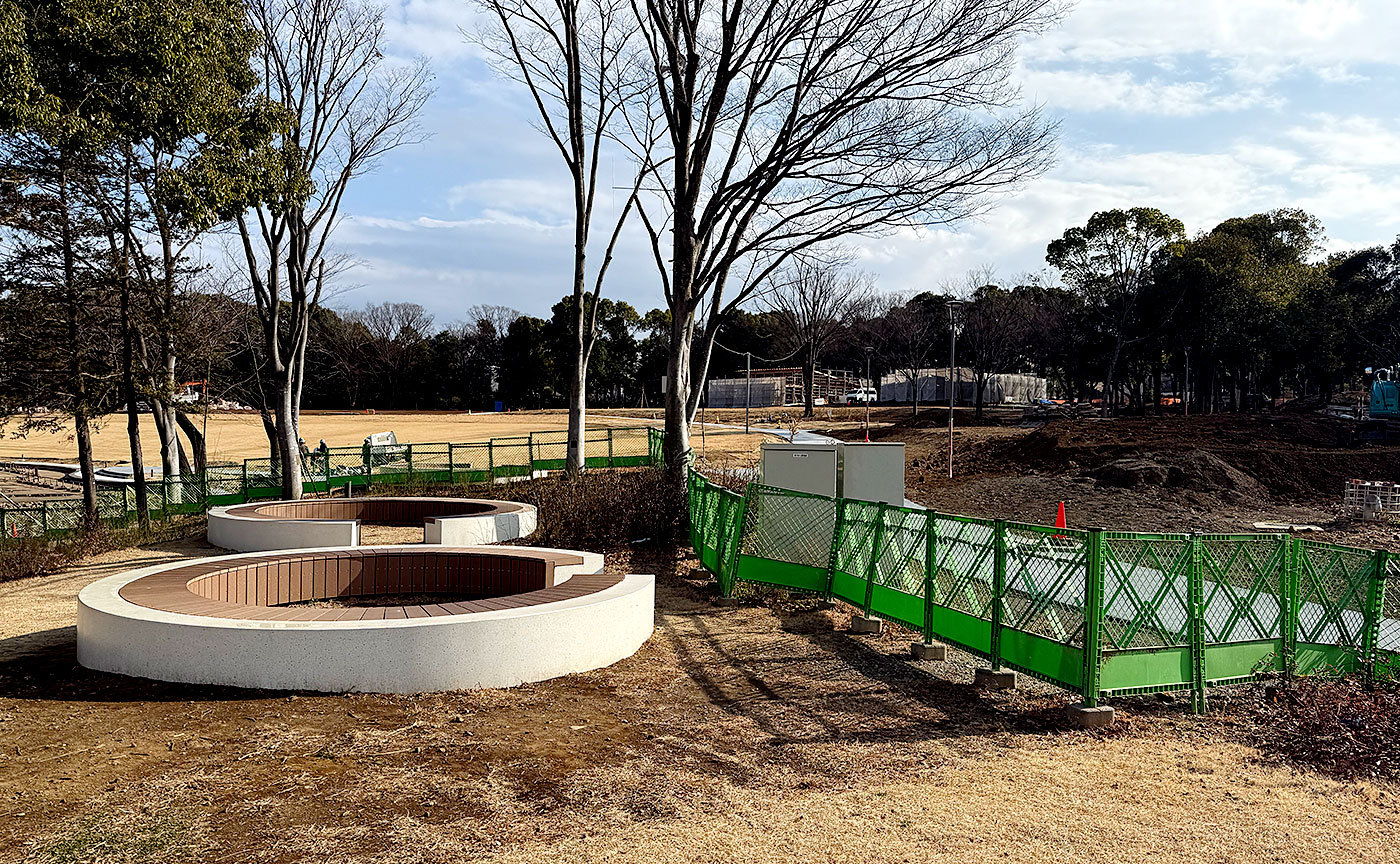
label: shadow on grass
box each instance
[654,567,1073,749]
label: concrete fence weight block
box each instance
[910,641,947,661]
[974,667,1018,690]
[850,614,884,635]
[1065,703,1116,729]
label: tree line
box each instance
[11,0,1395,528]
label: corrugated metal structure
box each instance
[880,368,1047,404]
[706,377,785,408]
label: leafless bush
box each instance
[1247,674,1400,780]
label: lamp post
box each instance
[945,300,964,479]
[864,346,874,442]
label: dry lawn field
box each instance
[0,410,772,464]
[1,538,1397,863]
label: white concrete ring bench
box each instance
[207,497,537,552]
[77,544,654,692]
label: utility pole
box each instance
[864,346,873,442]
[946,300,964,479]
[745,351,751,435]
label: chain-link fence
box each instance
[0,426,662,539]
[687,468,1397,711]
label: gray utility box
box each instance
[759,441,905,505]
[758,443,839,498]
[840,442,906,505]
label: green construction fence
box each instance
[0,427,664,539]
[688,468,1399,710]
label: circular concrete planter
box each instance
[77,545,653,693]
[207,497,537,552]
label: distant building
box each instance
[879,368,1047,404]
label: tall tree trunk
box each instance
[175,410,206,476]
[118,173,149,527]
[58,157,97,524]
[664,310,693,478]
[276,379,301,499]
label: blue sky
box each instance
[325,0,1400,325]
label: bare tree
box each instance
[464,304,523,338]
[238,0,432,498]
[476,0,658,473]
[350,301,435,401]
[868,292,948,415]
[954,269,1032,419]
[624,0,1061,477]
[764,254,874,416]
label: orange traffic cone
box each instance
[1055,501,1067,530]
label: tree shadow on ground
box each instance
[655,576,1074,751]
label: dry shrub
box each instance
[1247,674,1400,780]
[0,515,206,583]
[372,467,686,550]
[509,467,686,548]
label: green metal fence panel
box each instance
[449,443,494,483]
[1096,532,1194,696]
[1294,538,1380,674]
[1378,554,1399,680]
[830,500,881,608]
[717,488,746,596]
[491,436,532,478]
[1198,534,1289,684]
[995,521,1090,689]
[867,506,932,631]
[927,514,997,657]
[734,484,838,594]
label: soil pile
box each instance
[986,414,1400,501]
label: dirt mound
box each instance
[978,414,1400,502]
[1089,450,1267,502]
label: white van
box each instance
[844,387,878,404]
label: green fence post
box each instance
[1364,550,1388,686]
[714,492,733,593]
[1188,533,1207,714]
[991,520,1006,671]
[487,440,495,481]
[240,461,248,501]
[727,485,752,587]
[1081,528,1106,708]
[1282,539,1300,680]
[823,499,848,603]
[922,512,938,645]
[528,433,536,471]
[40,500,48,533]
[405,443,413,481]
[607,428,615,469]
[862,503,887,618]
[447,444,455,484]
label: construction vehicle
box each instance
[1371,368,1399,419]
[1355,368,1400,443]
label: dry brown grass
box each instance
[1,543,1398,863]
[0,410,774,464]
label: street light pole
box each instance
[946,300,964,479]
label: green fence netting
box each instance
[0,426,662,539]
[688,467,1398,711]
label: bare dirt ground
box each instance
[1,539,1399,863]
[828,411,1400,551]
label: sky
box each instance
[325,0,1400,325]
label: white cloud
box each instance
[1025,0,1386,84]
[1019,68,1277,116]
